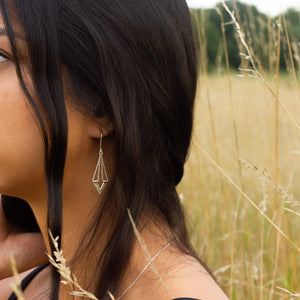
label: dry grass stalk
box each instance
[239,158,295,202]
[126,209,171,300]
[276,286,300,299]
[268,16,275,73]
[271,27,286,296]
[193,140,300,253]
[216,5,243,187]
[9,256,25,300]
[292,41,300,70]
[192,9,223,192]
[283,207,300,218]
[216,4,245,296]
[220,0,300,133]
[282,13,300,93]
[47,230,101,300]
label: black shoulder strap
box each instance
[8,264,49,300]
[173,298,201,300]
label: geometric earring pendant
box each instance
[93,181,107,195]
[92,144,109,195]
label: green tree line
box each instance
[191,1,300,72]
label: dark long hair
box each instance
[0,0,198,299]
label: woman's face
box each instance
[0,15,45,199]
[0,12,112,204]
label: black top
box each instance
[7,265,201,300]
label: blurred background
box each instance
[187,0,300,16]
[178,1,300,299]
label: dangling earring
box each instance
[92,132,109,195]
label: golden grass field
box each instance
[177,3,300,298]
[178,74,300,299]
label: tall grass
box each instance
[179,2,300,299]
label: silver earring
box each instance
[92,132,109,195]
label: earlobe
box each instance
[87,116,114,139]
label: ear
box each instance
[87,116,114,139]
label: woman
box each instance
[0,0,228,299]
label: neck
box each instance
[29,191,173,299]
[24,137,114,298]
[28,182,110,299]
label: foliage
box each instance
[191,1,300,72]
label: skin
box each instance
[0,196,47,280]
[0,15,229,300]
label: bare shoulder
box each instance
[0,276,16,299]
[124,244,229,300]
[121,223,228,300]
[164,254,229,300]
[0,269,32,300]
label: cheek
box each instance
[0,71,45,197]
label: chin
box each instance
[0,183,24,200]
